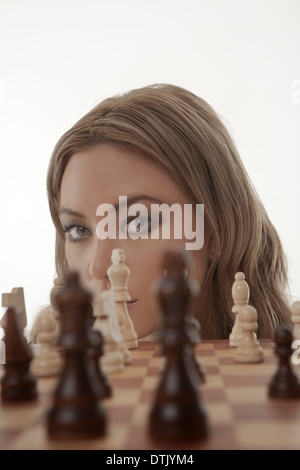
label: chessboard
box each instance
[1,338,300,451]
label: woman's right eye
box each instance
[62,224,91,243]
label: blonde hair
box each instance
[46,83,291,339]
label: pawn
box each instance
[229,272,250,346]
[31,310,62,378]
[234,305,264,363]
[1,307,37,402]
[268,325,300,399]
[291,301,300,340]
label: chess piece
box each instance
[186,315,206,383]
[30,310,62,377]
[1,307,37,402]
[229,272,250,347]
[49,275,64,347]
[2,287,27,340]
[93,290,124,375]
[47,271,106,439]
[291,301,300,340]
[88,329,112,399]
[149,250,208,440]
[107,248,138,349]
[268,324,300,399]
[234,305,264,363]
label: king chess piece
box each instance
[47,271,106,439]
[149,250,209,440]
[107,248,138,349]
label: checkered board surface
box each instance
[1,339,300,450]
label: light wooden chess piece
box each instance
[234,304,264,363]
[229,272,250,347]
[107,248,138,349]
[93,291,124,375]
[2,287,27,337]
[291,301,300,340]
[31,310,62,377]
[49,275,64,344]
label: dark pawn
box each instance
[268,324,300,399]
[47,271,106,439]
[88,329,112,400]
[1,307,37,402]
[149,250,208,440]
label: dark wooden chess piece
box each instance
[268,324,300,399]
[47,271,106,439]
[88,328,112,399]
[1,307,37,402]
[149,250,209,440]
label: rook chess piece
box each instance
[47,271,106,439]
[268,324,300,399]
[149,250,208,440]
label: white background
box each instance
[0,0,299,332]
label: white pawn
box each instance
[234,304,264,363]
[107,248,138,349]
[229,272,250,347]
[291,301,300,340]
[31,310,62,377]
[93,290,124,375]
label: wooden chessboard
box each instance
[1,339,300,451]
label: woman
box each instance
[34,83,292,340]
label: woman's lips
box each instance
[126,299,139,309]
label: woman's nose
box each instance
[88,238,117,281]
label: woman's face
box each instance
[59,143,211,339]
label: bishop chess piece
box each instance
[107,248,138,349]
[1,307,37,402]
[291,301,300,340]
[229,272,250,347]
[268,325,300,399]
[47,271,106,439]
[234,305,264,363]
[149,250,209,440]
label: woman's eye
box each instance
[63,224,90,242]
[127,216,150,235]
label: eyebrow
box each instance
[59,195,165,218]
